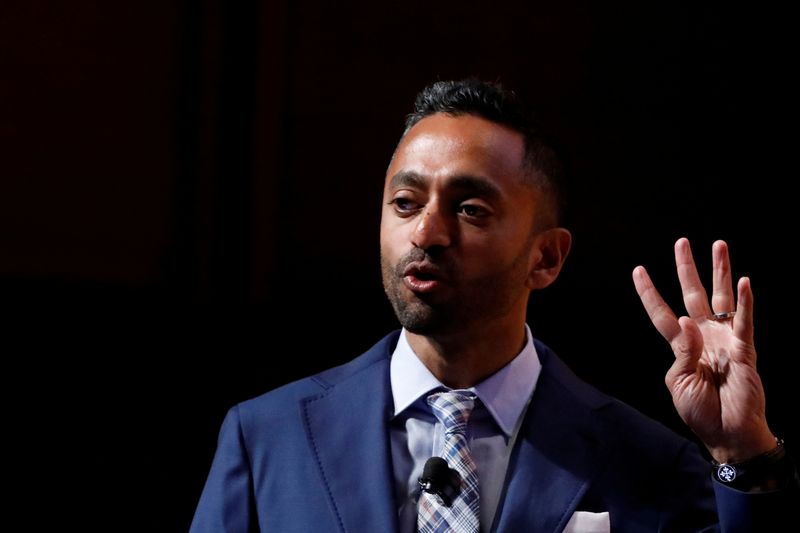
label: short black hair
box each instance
[403,79,564,227]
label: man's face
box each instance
[380,113,546,335]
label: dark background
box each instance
[2,1,795,530]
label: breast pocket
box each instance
[563,511,610,533]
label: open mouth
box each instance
[412,271,439,281]
[402,263,447,293]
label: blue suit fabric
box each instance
[191,331,791,532]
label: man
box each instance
[190,79,796,532]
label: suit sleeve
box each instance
[190,405,259,533]
[663,440,798,532]
[654,440,719,532]
[713,475,798,532]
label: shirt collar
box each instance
[390,325,541,437]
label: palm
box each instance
[633,238,774,463]
[670,319,762,447]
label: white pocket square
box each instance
[563,511,610,533]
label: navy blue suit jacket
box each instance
[190,332,790,532]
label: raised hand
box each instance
[633,238,776,463]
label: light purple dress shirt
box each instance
[389,325,542,532]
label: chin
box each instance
[394,304,457,336]
[385,280,457,335]
[400,318,439,335]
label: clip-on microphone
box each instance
[418,456,458,506]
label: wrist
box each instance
[707,429,777,464]
[711,438,795,492]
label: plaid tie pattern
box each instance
[418,391,480,533]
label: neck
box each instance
[406,316,528,389]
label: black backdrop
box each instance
[2,1,796,531]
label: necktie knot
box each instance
[427,390,476,436]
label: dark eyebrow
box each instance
[447,175,502,202]
[388,170,427,190]
[388,171,502,202]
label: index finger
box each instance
[633,265,681,342]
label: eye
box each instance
[389,197,421,215]
[458,203,490,218]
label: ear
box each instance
[526,227,572,290]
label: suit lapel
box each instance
[492,349,609,533]
[301,356,399,533]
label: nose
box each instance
[411,203,453,252]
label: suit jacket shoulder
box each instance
[190,332,401,533]
[235,331,399,432]
[534,338,695,462]
[493,339,719,531]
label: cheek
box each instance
[379,222,401,262]
[462,231,530,272]
[380,213,412,254]
[462,231,505,255]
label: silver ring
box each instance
[712,311,736,320]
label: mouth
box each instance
[402,263,447,294]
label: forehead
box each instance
[386,113,526,190]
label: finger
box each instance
[733,276,755,345]
[711,240,735,314]
[664,316,705,387]
[633,265,681,342]
[675,237,712,319]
